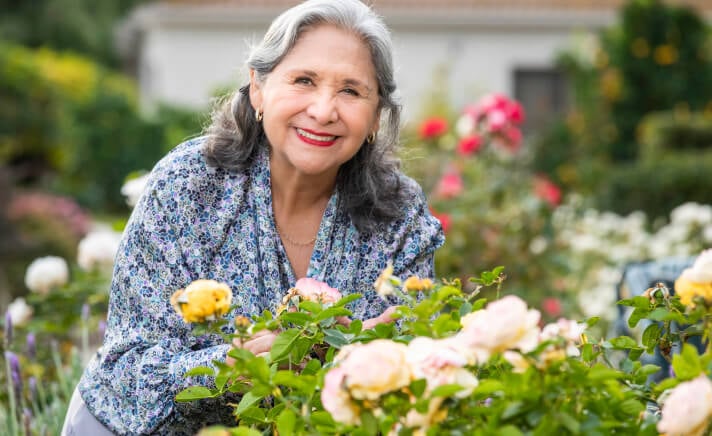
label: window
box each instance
[513,68,569,134]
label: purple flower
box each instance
[26,333,36,360]
[82,304,90,322]
[5,351,22,392]
[28,376,38,403]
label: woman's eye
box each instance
[294,77,313,85]
[342,88,360,97]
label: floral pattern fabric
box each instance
[78,137,445,435]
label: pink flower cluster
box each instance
[459,93,525,155]
[7,191,91,239]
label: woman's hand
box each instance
[226,329,278,365]
[336,305,398,330]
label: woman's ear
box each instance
[370,109,382,137]
[249,69,263,111]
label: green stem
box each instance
[5,357,18,436]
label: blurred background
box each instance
[2,0,712,432]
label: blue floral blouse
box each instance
[78,137,444,435]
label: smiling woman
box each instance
[62,0,444,434]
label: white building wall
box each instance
[130,9,598,119]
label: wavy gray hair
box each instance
[203,0,407,232]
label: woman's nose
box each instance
[306,90,338,124]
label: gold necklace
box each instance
[275,221,317,247]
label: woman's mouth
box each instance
[296,128,337,147]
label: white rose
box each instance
[120,173,150,208]
[24,256,69,294]
[679,249,712,284]
[77,231,122,271]
[7,298,33,326]
[657,375,712,436]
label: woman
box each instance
[62,0,444,434]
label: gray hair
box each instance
[203,0,407,232]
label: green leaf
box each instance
[315,306,352,322]
[475,379,505,396]
[556,411,580,434]
[276,409,297,436]
[244,357,271,384]
[299,301,323,314]
[348,319,363,334]
[607,336,638,349]
[629,348,645,361]
[497,425,524,436]
[587,364,623,381]
[641,323,662,352]
[175,386,217,402]
[627,308,649,328]
[410,378,427,397]
[280,312,312,326]
[235,391,263,415]
[581,343,595,362]
[471,298,488,311]
[586,316,600,327]
[184,366,215,378]
[619,398,645,415]
[431,384,467,397]
[229,427,263,436]
[323,328,351,348]
[270,328,302,362]
[310,411,336,427]
[672,343,703,380]
[334,293,361,307]
[637,364,662,378]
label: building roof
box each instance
[161,0,712,12]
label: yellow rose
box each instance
[675,249,712,308]
[403,276,434,293]
[171,279,233,323]
[675,277,712,307]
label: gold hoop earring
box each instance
[367,132,376,144]
[255,108,263,122]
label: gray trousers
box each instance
[61,388,115,435]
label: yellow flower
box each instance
[675,249,712,308]
[373,261,399,298]
[654,44,678,66]
[403,276,434,293]
[171,279,233,323]
[675,278,712,307]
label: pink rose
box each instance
[533,175,562,207]
[457,295,541,354]
[456,134,483,156]
[434,172,464,199]
[294,278,342,304]
[406,337,478,396]
[339,339,412,400]
[658,375,712,436]
[321,367,361,425]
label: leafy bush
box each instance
[0,42,203,212]
[596,154,712,218]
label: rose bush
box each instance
[170,251,712,435]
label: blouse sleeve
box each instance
[389,181,445,281]
[81,186,233,435]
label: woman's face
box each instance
[250,24,381,181]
